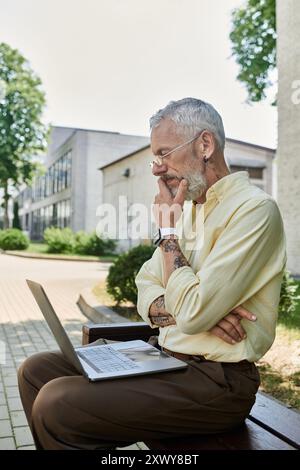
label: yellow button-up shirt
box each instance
[135,171,287,362]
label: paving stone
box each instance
[0,405,9,420]
[23,347,37,354]
[1,360,14,368]
[6,386,20,398]
[136,441,150,450]
[17,445,36,450]
[116,443,140,450]
[13,357,26,366]
[3,376,18,387]
[10,410,28,427]
[2,367,17,377]
[14,426,34,447]
[0,392,7,405]
[7,397,23,411]
[0,420,13,438]
[0,437,16,450]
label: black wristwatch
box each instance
[153,227,178,247]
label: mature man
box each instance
[18,98,286,449]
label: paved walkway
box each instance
[0,253,147,450]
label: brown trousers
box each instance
[17,337,260,450]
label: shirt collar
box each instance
[199,171,251,205]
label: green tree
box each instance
[230,0,276,103]
[0,43,49,228]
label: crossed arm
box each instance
[149,294,254,345]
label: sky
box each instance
[0,0,277,148]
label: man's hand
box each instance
[152,178,188,228]
[209,306,257,344]
[149,295,176,327]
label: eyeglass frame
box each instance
[150,128,207,168]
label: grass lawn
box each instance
[257,280,300,410]
[93,279,300,410]
[24,242,118,262]
[26,242,48,254]
[92,282,142,322]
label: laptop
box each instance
[26,280,188,382]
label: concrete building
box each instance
[277,0,300,276]
[100,138,275,251]
[17,126,149,239]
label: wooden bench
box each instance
[82,322,300,451]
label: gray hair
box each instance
[150,97,225,151]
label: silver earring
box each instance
[203,156,208,163]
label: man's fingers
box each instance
[231,305,257,321]
[174,179,188,206]
[223,314,247,340]
[217,319,242,342]
[209,326,237,345]
[158,177,172,198]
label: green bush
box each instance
[0,228,29,250]
[43,227,75,253]
[85,232,116,256]
[106,244,156,305]
[43,227,116,256]
[74,231,116,256]
[279,271,300,318]
[73,231,91,255]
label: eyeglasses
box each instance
[150,129,206,168]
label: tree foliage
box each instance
[0,43,49,227]
[230,0,276,103]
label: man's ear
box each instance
[200,130,215,158]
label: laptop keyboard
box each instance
[77,346,140,374]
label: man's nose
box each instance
[151,162,168,176]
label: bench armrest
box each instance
[82,322,159,345]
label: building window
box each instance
[28,149,72,203]
[230,165,264,180]
[66,150,72,188]
[52,203,57,227]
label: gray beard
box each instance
[168,171,207,201]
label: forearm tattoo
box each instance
[160,239,190,270]
[153,295,165,310]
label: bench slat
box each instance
[145,419,297,450]
[82,322,158,345]
[249,391,300,449]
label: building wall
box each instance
[225,140,274,195]
[17,126,149,239]
[277,0,300,275]
[83,131,149,232]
